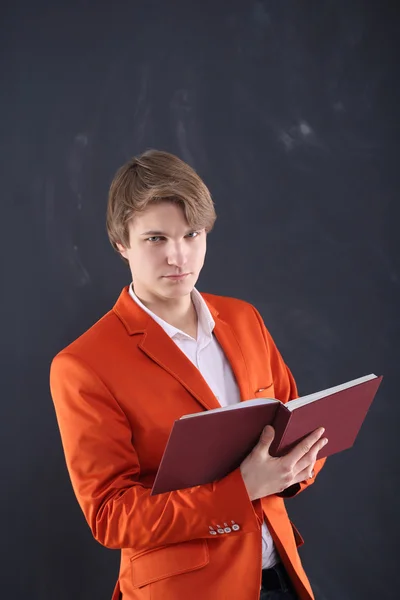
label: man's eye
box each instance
[147,236,163,243]
[186,231,200,238]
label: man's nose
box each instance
[166,241,187,267]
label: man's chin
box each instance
[160,277,196,297]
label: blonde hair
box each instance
[106,149,216,260]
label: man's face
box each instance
[117,202,207,302]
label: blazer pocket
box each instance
[131,540,209,589]
[253,383,275,398]
[290,521,304,548]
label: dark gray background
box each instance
[1,1,399,598]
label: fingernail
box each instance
[323,438,328,445]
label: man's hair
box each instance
[106,149,216,258]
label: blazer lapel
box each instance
[139,320,222,411]
[113,287,221,412]
[211,313,253,402]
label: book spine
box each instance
[270,403,292,457]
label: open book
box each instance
[151,374,382,495]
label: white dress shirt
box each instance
[129,284,279,569]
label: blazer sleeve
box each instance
[251,305,326,498]
[50,352,262,552]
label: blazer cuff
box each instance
[206,468,263,537]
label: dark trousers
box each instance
[260,562,298,600]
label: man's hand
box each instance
[240,426,327,501]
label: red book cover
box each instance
[151,374,382,495]
[151,401,280,495]
[270,375,383,458]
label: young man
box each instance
[50,150,327,600]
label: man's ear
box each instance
[116,242,128,260]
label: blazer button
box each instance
[232,524,240,531]
[217,528,225,534]
[210,530,217,535]
[224,527,232,533]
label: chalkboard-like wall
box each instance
[1,1,398,598]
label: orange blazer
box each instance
[50,287,325,600]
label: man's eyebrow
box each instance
[140,229,197,236]
[140,230,167,236]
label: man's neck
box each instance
[134,287,198,338]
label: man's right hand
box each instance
[240,426,328,501]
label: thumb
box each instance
[257,425,275,454]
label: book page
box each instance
[180,397,278,419]
[287,373,377,411]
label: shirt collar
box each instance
[128,284,215,341]
[191,287,215,338]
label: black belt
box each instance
[261,562,292,592]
